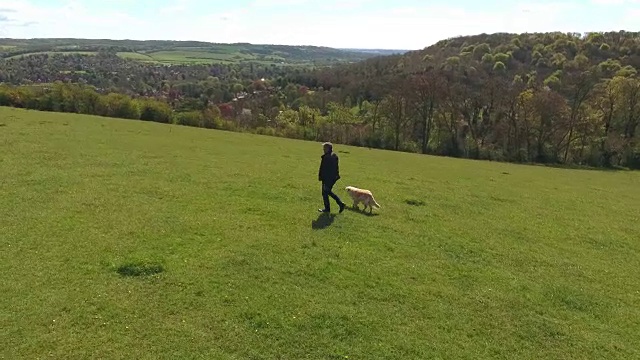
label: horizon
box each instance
[0,36,412,52]
[0,0,639,50]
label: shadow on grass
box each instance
[526,162,632,172]
[312,213,336,229]
[405,199,425,207]
[116,261,164,277]
[346,206,380,217]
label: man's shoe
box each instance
[338,202,346,213]
[318,208,330,213]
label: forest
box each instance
[1,31,639,169]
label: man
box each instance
[318,142,346,213]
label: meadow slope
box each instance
[1,107,639,359]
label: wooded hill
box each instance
[296,31,640,168]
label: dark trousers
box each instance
[322,180,342,211]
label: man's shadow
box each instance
[311,213,336,230]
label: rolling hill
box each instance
[1,106,639,359]
[298,31,640,168]
[312,31,640,89]
[0,38,394,65]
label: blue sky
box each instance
[0,0,638,49]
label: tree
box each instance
[231,83,244,96]
[380,78,410,151]
[326,102,358,144]
[555,67,598,163]
[175,111,204,127]
[298,105,321,139]
[409,71,443,153]
[275,109,299,128]
[531,87,568,162]
[98,93,141,120]
[298,105,320,127]
[139,99,173,123]
[516,89,536,160]
[202,105,222,129]
[619,76,640,141]
[592,78,622,166]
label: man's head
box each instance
[322,142,333,154]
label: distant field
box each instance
[1,107,639,359]
[6,51,96,59]
[116,52,156,62]
[145,50,251,64]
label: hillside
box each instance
[300,31,640,167]
[1,32,639,169]
[1,107,639,359]
[313,31,640,85]
[338,48,410,56]
[0,38,387,65]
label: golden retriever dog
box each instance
[345,186,381,213]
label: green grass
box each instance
[145,50,255,64]
[116,52,157,62]
[1,107,639,359]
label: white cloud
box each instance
[1,0,638,49]
[0,0,147,39]
[249,0,310,6]
[159,0,190,14]
[591,0,639,4]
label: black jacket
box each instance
[318,152,340,182]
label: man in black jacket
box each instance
[318,142,346,213]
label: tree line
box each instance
[0,83,237,130]
[1,31,639,169]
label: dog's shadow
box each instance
[312,213,336,229]
[346,206,380,217]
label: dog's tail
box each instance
[372,197,381,208]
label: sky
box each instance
[0,0,638,50]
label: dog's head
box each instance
[345,186,355,194]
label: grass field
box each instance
[145,50,249,64]
[116,52,157,62]
[1,107,639,359]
